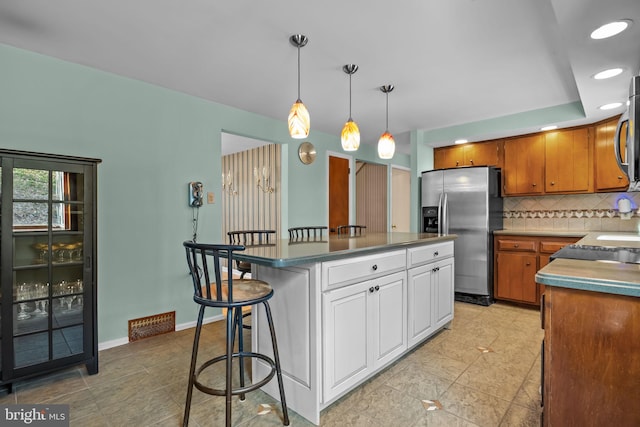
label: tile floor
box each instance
[0,301,543,426]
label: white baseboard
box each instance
[98,313,224,351]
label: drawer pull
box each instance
[434,251,439,257]
[514,244,519,248]
[526,262,531,266]
[372,264,378,271]
[369,287,375,293]
[374,285,380,292]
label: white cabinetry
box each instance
[407,242,455,348]
[322,272,406,402]
[254,239,455,425]
[322,252,407,403]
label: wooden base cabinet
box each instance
[494,235,579,305]
[0,150,100,392]
[542,286,640,426]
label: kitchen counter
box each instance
[536,231,640,426]
[235,232,455,267]
[494,230,587,238]
[535,232,640,297]
[247,233,457,425]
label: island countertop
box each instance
[233,232,456,267]
[535,232,640,297]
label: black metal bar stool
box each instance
[337,224,366,236]
[183,241,289,427]
[287,226,328,240]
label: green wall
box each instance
[0,44,414,344]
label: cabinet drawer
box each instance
[539,241,572,254]
[496,239,536,252]
[322,250,406,290]
[407,241,454,268]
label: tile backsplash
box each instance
[503,192,640,232]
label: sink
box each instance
[596,234,640,242]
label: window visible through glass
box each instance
[13,169,66,230]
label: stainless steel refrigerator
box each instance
[421,166,503,305]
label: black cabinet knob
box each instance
[372,264,378,271]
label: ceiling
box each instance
[1,0,639,155]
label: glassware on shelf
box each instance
[38,300,48,316]
[16,283,31,320]
[32,242,49,263]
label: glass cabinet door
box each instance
[10,160,89,371]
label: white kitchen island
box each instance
[240,232,456,425]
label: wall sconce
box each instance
[254,166,274,193]
[222,170,238,195]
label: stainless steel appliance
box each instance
[421,166,503,305]
[615,74,640,191]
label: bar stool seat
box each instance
[183,241,289,427]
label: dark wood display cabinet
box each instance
[0,149,100,393]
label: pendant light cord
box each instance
[385,92,389,131]
[349,73,353,120]
[297,46,301,101]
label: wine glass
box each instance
[39,300,48,316]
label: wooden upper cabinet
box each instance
[503,135,544,195]
[433,140,501,169]
[595,116,629,191]
[465,140,501,168]
[434,145,464,169]
[544,128,593,193]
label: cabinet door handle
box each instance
[469,159,474,164]
[434,251,439,257]
[550,181,555,186]
[526,262,531,266]
[618,176,623,180]
[372,264,378,271]
[514,243,519,248]
[374,285,380,292]
[532,183,537,187]
[369,287,375,293]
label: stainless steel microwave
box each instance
[615,75,640,191]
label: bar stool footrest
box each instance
[193,351,277,397]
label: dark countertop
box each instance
[234,232,456,267]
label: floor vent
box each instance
[128,311,175,342]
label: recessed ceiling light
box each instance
[540,125,558,131]
[590,20,632,39]
[593,68,624,80]
[454,139,468,145]
[599,102,623,110]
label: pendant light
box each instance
[288,34,310,139]
[341,64,360,151]
[378,85,395,159]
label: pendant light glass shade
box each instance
[341,119,360,151]
[288,100,310,139]
[378,85,395,159]
[378,131,395,159]
[288,35,310,139]
[341,64,360,151]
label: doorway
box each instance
[355,161,387,233]
[391,166,411,232]
[328,155,350,233]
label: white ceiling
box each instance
[1,0,639,155]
